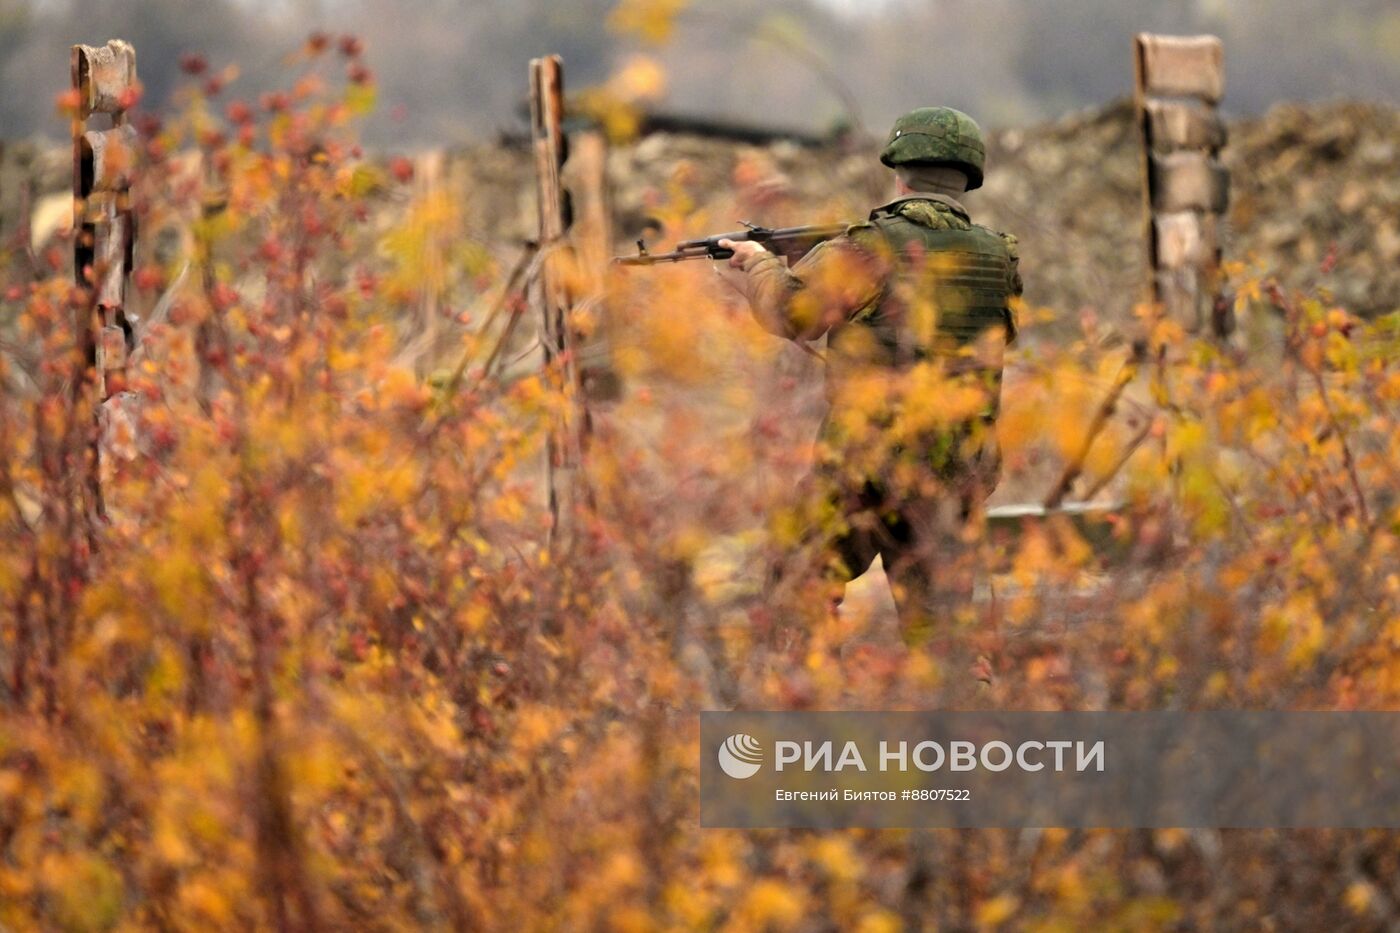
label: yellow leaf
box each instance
[608,0,689,43]
[975,893,1020,927]
[1345,880,1375,915]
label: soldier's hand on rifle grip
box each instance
[712,238,761,296]
[717,238,768,269]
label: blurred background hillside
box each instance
[3,0,1397,325]
[1,0,1397,144]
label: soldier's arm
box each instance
[723,227,888,342]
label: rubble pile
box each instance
[978,101,1148,324]
[1227,102,1400,313]
[3,100,1396,321]
[0,142,69,256]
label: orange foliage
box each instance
[0,36,1398,933]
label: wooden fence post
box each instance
[1134,34,1230,336]
[73,39,138,398]
[529,55,581,539]
[412,149,448,374]
[72,38,138,519]
[530,54,613,542]
[565,128,621,403]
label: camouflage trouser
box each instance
[770,418,1000,647]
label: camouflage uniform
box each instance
[736,109,1022,640]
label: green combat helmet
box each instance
[879,107,986,190]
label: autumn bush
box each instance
[1,34,1399,933]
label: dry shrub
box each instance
[1,39,1398,932]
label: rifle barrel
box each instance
[612,221,852,266]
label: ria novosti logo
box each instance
[717,734,763,779]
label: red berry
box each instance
[226,100,253,124]
[179,53,208,76]
[389,156,414,184]
[134,267,163,292]
[261,91,290,113]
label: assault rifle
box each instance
[613,220,852,266]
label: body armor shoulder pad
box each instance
[975,225,1019,263]
[869,196,969,229]
[838,218,885,251]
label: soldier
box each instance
[717,107,1023,646]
